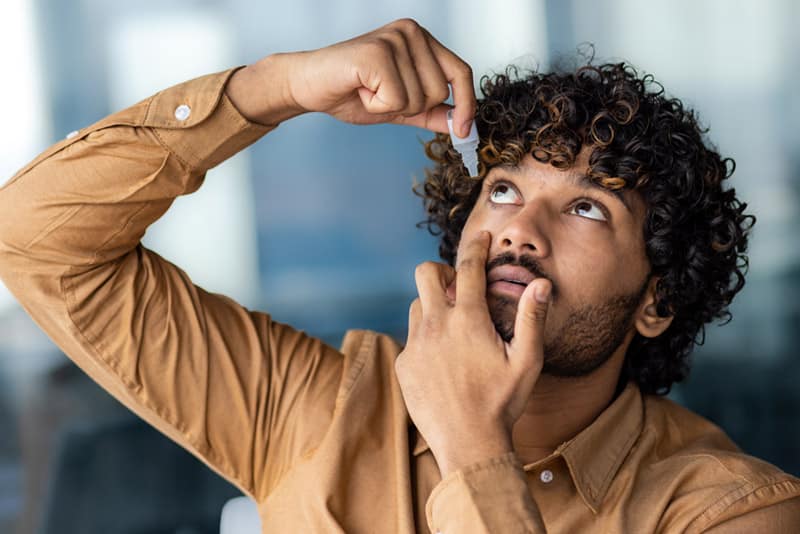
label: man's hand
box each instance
[226,18,475,135]
[395,231,552,477]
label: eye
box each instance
[489,183,521,205]
[569,199,607,221]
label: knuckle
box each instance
[431,84,450,103]
[406,82,424,100]
[519,302,547,325]
[520,308,538,324]
[457,257,479,272]
[365,38,393,60]
[394,87,410,108]
[405,98,425,116]
[454,64,474,88]
[383,28,406,48]
[414,261,433,279]
[384,91,408,112]
[392,17,420,34]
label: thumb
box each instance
[507,278,551,371]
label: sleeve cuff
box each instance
[425,451,545,534]
[144,67,273,171]
[63,67,273,174]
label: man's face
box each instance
[457,152,652,377]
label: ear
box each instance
[634,277,674,338]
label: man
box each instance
[0,18,798,533]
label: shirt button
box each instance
[65,130,79,139]
[174,104,191,121]
[540,469,554,484]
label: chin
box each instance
[487,294,519,343]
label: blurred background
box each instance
[0,0,798,532]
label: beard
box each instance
[486,254,647,378]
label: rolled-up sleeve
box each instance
[0,68,345,501]
[425,451,546,533]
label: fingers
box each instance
[454,231,491,311]
[407,297,423,339]
[384,31,426,116]
[404,28,451,112]
[421,28,476,137]
[415,261,455,312]
[508,278,551,372]
[367,19,473,133]
[356,49,408,114]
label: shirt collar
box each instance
[557,381,643,513]
[412,381,644,513]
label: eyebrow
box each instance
[567,170,634,214]
[498,164,634,214]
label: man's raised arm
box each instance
[0,63,313,501]
[0,19,475,504]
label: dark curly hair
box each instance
[416,61,754,395]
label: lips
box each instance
[487,265,536,287]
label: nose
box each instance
[496,204,551,258]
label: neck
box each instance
[511,350,626,465]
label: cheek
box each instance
[556,237,647,303]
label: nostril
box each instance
[501,237,536,251]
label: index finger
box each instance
[422,29,476,137]
[455,231,491,310]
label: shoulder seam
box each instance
[686,478,800,533]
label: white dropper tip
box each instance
[446,109,479,177]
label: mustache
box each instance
[485,252,559,300]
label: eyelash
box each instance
[483,177,516,200]
[483,177,611,221]
[570,197,611,221]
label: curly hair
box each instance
[416,62,754,395]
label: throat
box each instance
[510,362,626,463]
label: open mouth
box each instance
[500,279,528,286]
[488,279,530,298]
[487,266,535,286]
[486,264,537,298]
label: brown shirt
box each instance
[1,68,799,534]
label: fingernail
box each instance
[534,282,551,303]
[461,119,473,137]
